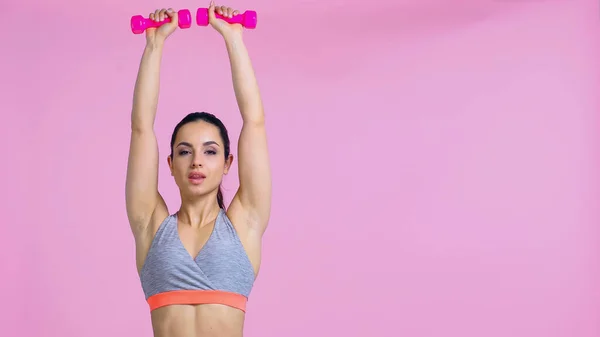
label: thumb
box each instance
[207,1,217,22]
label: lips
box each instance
[188,172,206,185]
[188,172,206,179]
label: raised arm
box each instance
[209,3,272,234]
[125,9,178,234]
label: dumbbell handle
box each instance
[214,12,246,25]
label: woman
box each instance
[125,2,271,336]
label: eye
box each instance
[178,150,190,155]
[205,150,217,155]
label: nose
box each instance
[191,153,203,167]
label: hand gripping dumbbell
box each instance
[130,9,193,34]
[196,8,257,29]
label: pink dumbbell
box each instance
[130,9,193,34]
[196,8,257,29]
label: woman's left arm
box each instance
[228,34,272,234]
[211,3,271,234]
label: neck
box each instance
[177,194,221,229]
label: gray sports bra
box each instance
[139,209,255,311]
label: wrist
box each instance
[145,40,165,52]
[223,32,244,46]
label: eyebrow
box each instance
[176,141,220,148]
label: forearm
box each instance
[131,42,164,131]
[224,35,264,124]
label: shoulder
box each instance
[226,198,266,235]
[133,205,171,251]
[226,190,270,236]
[133,210,173,274]
[224,204,264,276]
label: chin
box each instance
[185,183,216,196]
[186,184,207,193]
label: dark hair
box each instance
[170,112,231,209]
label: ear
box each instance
[223,154,234,175]
[167,155,174,176]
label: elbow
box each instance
[130,118,154,133]
[241,107,265,126]
[131,124,151,133]
[243,116,265,127]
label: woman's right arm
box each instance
[125,43,165,234]
[125,9,178,235]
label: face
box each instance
[168,121,233,198]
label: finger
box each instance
[154,9,161,21]
[226,7,233,18]
[166,8,178,24]
[219,5,227,16]
[149,12,155,21]
[233,10,239,16]
[165,8,175,20]
[159,8,167,21]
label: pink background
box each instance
[2,0,599,336]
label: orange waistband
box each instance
[147,290,247,312]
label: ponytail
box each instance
[217,186,225,209]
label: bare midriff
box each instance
[150,304,246,337]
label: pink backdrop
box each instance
[2,0,599,336]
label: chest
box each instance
[177,223,214,260]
